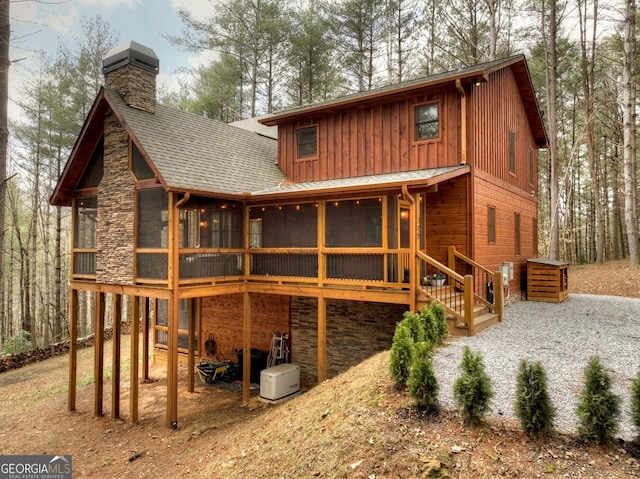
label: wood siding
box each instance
[277,89,461,183]
[200,293,290,361]
[468,68,538,194]
[472,172,538,293]
[424,176,469,264]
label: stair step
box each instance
[473,312,500,334]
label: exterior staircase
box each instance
[417,285,500,337]
[414,247,504,337]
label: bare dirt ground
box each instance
[1,260,639,478]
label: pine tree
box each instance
[515,359,555,440]
[453,347,494,425]
[408,341,438,410]
[576,356,621,445]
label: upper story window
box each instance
[297,126,317,159]
[74,197,97,248]
[509,130,516,174]
[528,148,534,185]
[415,103,439,141]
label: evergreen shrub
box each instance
[576,356,621,445]
[515,359,555,440]
[408,341,438,410]
[389,321,415,389]
[453,346,494,425]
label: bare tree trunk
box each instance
[622,0,639,266]
[544,0,560,260]
[578,0,605,263]
[0,0,10,341]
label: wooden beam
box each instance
[143,297,150,380]
[242,289,251,403]
[111,294,122,420]
[317,294,326,383]
[94,291,105,417]
[69,280,171,299]
[68,289,78,412]
[130,295,140,423]
[464,275,474,336]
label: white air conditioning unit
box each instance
[502,261,514,280]
[260,363,301,404]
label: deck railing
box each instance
[248,248,410,287]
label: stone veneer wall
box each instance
[104,63,156,113]
[291,298,407,385]
[96,111,135,284]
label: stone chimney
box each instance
[102,41,159,113]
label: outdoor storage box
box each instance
[526,258,569,303]
[260,363,300,403]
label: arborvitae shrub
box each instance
[408,341,438,411]
[630,369,640,438]
[429,300,449,344]
[576,356,622,445]
[401,310,426,343]
[418,306,438,345]
[389,322,415,389]
[515,359,555,440]
[453,346,494,425]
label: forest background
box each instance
[0,0,637,354]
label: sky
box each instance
[9,0,216,121]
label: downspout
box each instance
[402,185,417,311]
[455,79,467,165]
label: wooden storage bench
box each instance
[526,258,569,303]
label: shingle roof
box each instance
[105,89,286,195]
[251,165,469,198]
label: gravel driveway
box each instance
[432,293,640,441]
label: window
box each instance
[415,103,439,140]
[528,148,534,184]
[509,130,516,174]
[297,126,317,159]
[488,206,496,243]
[533,218,538,256]
[515,213,521,255]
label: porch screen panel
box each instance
[73,197,97,275]
[137,189,169,280]
[137,188,168,248]
[325,198,382,247]
[250,203,317,248]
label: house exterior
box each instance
[50,42,547,428]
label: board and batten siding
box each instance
[277,89,462,183]
[468,67,538,195]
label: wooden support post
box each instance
[111,294,122,420]
[187,299,196,393]
[463,275,474,336]
[94,291,105,417]
[448,246,456,272]
[166,192,181,429]
[68,289,78,412]
[317,201,326,287]
[143,297,150,380]
[242,289,251,403]
[317,295,327,383]
[130,295,140,424]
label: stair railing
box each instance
[448,246,503,324]
[415,251,474,331]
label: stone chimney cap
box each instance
[102,41,159,75]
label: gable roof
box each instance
[51,89,285,206]
[260,55,548,148]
